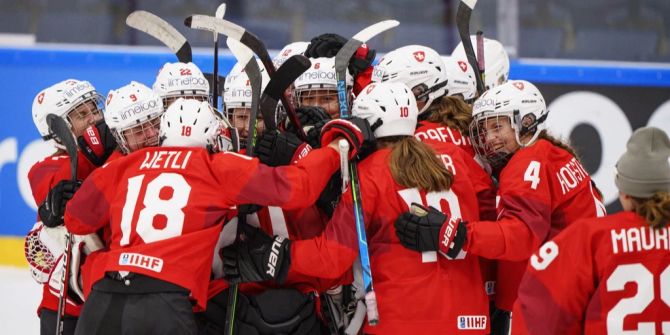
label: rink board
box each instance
[2,45,670,266]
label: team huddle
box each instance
[24,26,670,335]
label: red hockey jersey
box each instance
[515,211,670,334]
[415,120,476,158]
[64,146,339,310]
[26,149,112,317]
[465,139,606,310]
[291,148,490,334]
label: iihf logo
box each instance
[413,51,425,62]
[458,315,487,330]
[458,60,468,72]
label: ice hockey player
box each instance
[516,127,670,334]
[223,82,490,334]
[64,97,368,334]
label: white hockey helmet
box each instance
[452,36,510,91]
[294,57,353,93]
[442,56,477,102]
[371,45,448,114]
[273,41,309,68]
[352,82,418,139]
[160,98,223,152]
[223,59,269,112]
[153,62,210,107]
[32,79,104,140]
[469,80,548,169]
[104,81,164,153]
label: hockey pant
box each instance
[74,272,196,335]
[198,288,321,335]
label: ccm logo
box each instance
[266,236,285,277]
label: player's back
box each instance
[586,211,670,334]
[355,148,489,334]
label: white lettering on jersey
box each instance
[119,252,163,272]
[139,150,192,170]
[555,157,589,195]
[611,226,670,254]
[414,126,470,146]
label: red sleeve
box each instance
[28,155,68,204]
[515,221,594,334]
[466,157,551,261]
[64,165,113,235]
[216,146,340,209]
[461,151,497,221]
[353,66,373,96]
[289,189,358,279]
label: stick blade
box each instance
[259,55,311,130]
[127,10,191,63]
[351,20,399,43]
[46,114,78,180]
[226,37,255,66]
[185,15,245,41]
[215,3,227,19]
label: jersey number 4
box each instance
[119,173,191,245]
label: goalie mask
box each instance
[105,81,164,154]
[223,59,270,141]
[352,82,418,139]
[469,80,548,171]
[153,62,210,108]
[452,36,510,91]
[160,98,225,152]
[32,79,104,141]
[372,45,448,115]
[442,56,477,102]
[294,57,353,119]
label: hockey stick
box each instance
[126,10,192,63]
[476,30,486,91]
[211,4,226,109]
[222,37,263,335]
[226,38,262,155]
[46,114,77,335]
[456,0,485,95]
[184,15,307,141]
[258,55,311,131]
[334,20,399,118]
[334,20,399,326]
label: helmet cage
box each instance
[113,115,161,154]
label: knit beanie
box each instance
[615,127,670,198]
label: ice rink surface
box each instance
[1,266,42,334]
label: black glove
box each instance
[238,204,262,216]
[254,130,310,167]
[394,203,467,258]
[320,117,376,160]
[223,225,291,284]
[304,33,347,58]
[286,106,331,132]
[39,180,81,228]
[304,33,376,77]
[316,172,342,218]
[77,120,117,166]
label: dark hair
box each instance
[425,96,473,135]
[632,191,670,228]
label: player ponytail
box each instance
[536,130,582,162]
[425,96,472,135]
[632,191,670,228]
[385,136,453,192]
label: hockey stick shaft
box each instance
[184,15,307,141]
[258,55,311,131]
[46,114,77,335]
[334,20,398,326]
[126,10,192,63]
[456,0,485,95]
[212,4,227,110]
[476,30,485,91]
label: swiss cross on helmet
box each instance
[442,56,477,102]
[372,45,448,115]
[452,36,510,91]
